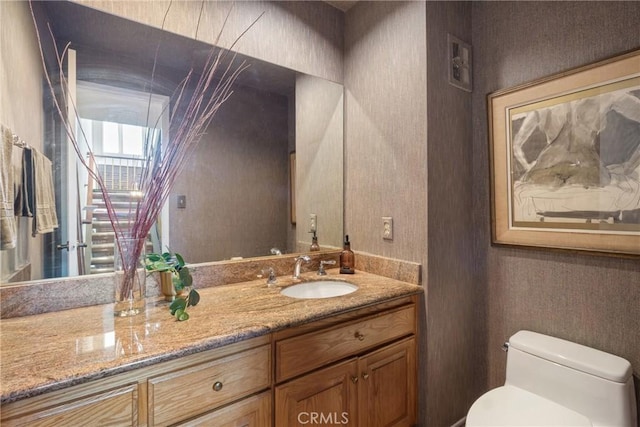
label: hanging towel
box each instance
[15,146,33,218]
[31,148,58,236]
[1,126,17,249]
[17,146,59,236]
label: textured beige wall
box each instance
[296,74,344,250]
[344,2,429,424]
[425,3,478,426]
[472,0,640,421]
[344,1,427,263]
[170,84,289,262]
[0,1,44,281]
[73,0,344,84]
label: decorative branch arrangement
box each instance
[29,1,261,314]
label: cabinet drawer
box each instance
[276,304,415,382]
[177,391,271,427]
[2,383,138,427]
[149,344,271,426]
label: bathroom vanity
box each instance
[0,270,421,426]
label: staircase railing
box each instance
[82,155,96,274]
[83,153,158,274]
[93,154,145,192]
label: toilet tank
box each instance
[505,331,637,427]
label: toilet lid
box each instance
[466,385,592,427]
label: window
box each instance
[99,120,150,157]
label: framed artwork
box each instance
[488,49,640,256]
[290,151,296,225]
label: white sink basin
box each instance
[280,280,358,299]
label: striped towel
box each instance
[32,148,58,235]
[1,126,17,249]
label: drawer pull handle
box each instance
[362,372,369,380]
[351,376,358,384]
[354,332,365,341]
[212,381,223,392]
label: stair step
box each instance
[91,220,113,226]
[91,217,142,224]
[90,221,136,232]
[92,231,115,238]
[93,208,141,215]
[91,231,153,237]
[90,224,114,230]
[91,267,114,274]
[92,190,142,199]
[91,200,143,208]
[90,241,152,249]
[92,255,114,264]
[90,242,115,251]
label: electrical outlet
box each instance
[382,217,393,240]
[177,195,187,209]
[310,214,317,232]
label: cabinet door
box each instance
[177,391,271,427]
[275,359,358,427]
[3,383,138,427]
[358,337,416,427]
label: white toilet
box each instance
[467,330,637,427]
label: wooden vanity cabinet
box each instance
[274,296,418,427]
[0,335,272,427]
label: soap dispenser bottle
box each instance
[310,231,320,251]
[340,235,355,274]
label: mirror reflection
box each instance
[0,0,343,283]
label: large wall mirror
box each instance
[1,0,343,283]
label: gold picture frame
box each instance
[290,151,296,225]
[488,49,640,256]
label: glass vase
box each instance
[113,237,146,317]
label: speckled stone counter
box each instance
[0,269,422,404]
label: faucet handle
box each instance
[318,259,336,275]
[260,267,277,286]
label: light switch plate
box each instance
[177,195,186,209]
[310,214,317,232]
[448,33,472,92]
[382,217,393,240]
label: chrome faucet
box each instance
[293,255,311,279]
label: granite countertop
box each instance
[0,269,422,404]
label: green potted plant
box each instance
[145,252,200,321]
